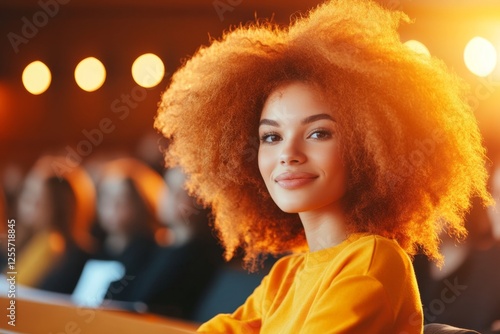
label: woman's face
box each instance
[97,177,139,235]
[258,81,346,214]
[159,167,193,227]
[17,172,51,230]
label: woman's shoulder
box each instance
[346,233,409,257]
[273,234,409,265]
[341,234,414,278]
[255,252,308,286]
[270,252,306,271]
[264,234,412,280]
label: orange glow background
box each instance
[0,0,499,170]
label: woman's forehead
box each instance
[261,81,332,120]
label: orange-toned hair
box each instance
[155,0,492,269]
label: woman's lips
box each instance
[275,172,318,189]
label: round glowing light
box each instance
[131,53,165,88]
[403,40,431,57]
[22,61,51,95]
[464,36,497,77]
[74,57,106,92]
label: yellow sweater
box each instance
[198,233,423,333]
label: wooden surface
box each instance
[0,296,198,334]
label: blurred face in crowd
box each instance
[159,167,196,226]
[17,172,51,230]
[157,167,199,245]
[97,177,141,235]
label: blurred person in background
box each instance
[115,166,223,319]
[413,163,500,333]
[14,155,97,293]
[0,163,24,222]
[134,131,168,175]
[80,157,165,305]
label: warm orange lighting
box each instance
[403,40,431,57]
[74,57,106,92]
[464,36,497,77]
[22,61,52,95]
[131,53,165,88]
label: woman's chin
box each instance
[275,202,311,214]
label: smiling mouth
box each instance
[275,172,317,190]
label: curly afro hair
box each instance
[155,0,492,270]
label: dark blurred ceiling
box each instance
[1,0,500,169]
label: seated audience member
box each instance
[1,163,24,222]
[80,157,165,305]
[14,155,97,293]
[414,172,500,333]
[115,167,223,319]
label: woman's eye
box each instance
[309,130,332,140]
[260,133,281,143]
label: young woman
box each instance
[155,0,492,332]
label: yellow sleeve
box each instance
[196,275,267,334]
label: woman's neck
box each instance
[299,202,347,252]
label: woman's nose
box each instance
[279,139,306,165]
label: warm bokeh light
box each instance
[131,53,165,88]
[74,57,106,92]
[464,36,497,77]
[403,39,431,57]
[22,61,52,95]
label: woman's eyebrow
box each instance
[259,119,280,127]
[259,113,334,127]
[301,113,335,124]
